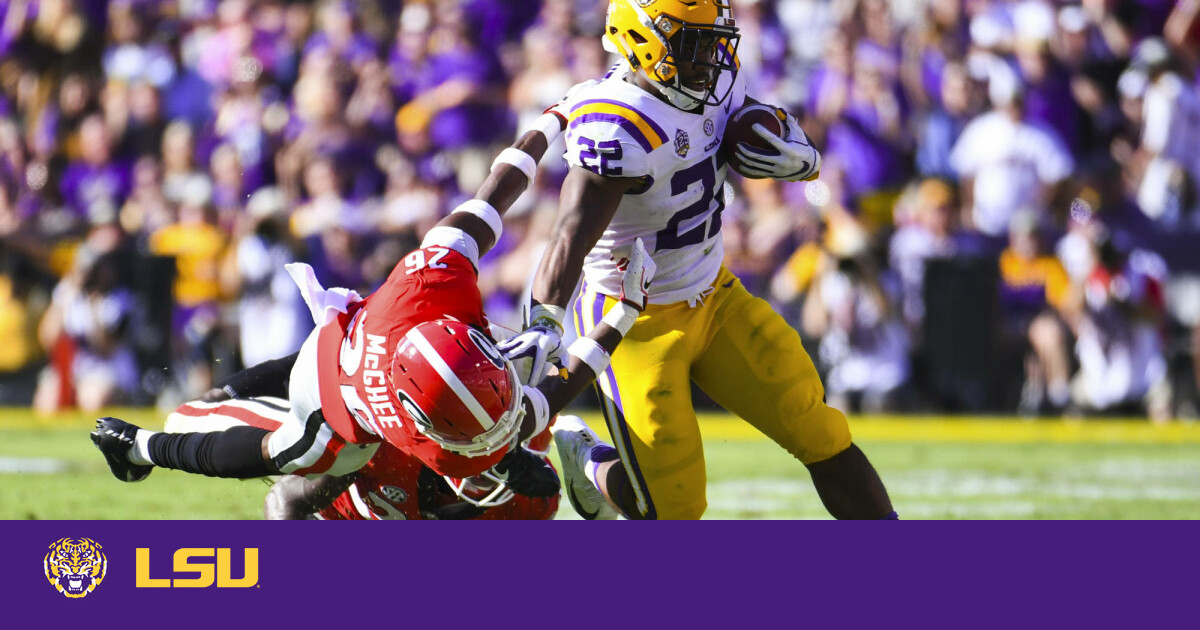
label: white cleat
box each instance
[553,415,619,520]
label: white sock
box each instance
[584,459,601,489]
[128,430,158,466]
[582,444,616,489]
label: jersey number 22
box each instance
[657,156,724,251]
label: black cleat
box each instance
[91,417,153,482]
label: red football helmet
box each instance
[389,320,524,458]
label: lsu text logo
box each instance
[136,548,259,588]
[45,537,107,598]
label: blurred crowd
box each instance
[0,0,1197,421]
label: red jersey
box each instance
[314,245,506,478]
[318,444,558,521]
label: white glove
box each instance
[497,320,564,387]
[735,111,822,182]
[611,237,656,310]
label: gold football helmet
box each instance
[603,0,740,110]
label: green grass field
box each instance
[2,408,1198,519]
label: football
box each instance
[722,104,785,178]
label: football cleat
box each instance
[91,417,153,482]
[553,415,618,520]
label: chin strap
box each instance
[649,72,704,110]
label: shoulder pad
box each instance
[564,96,668,178]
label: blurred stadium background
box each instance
[1,0,1199,518]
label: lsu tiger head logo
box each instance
[45,537,107,598]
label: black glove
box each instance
[490,447,560,498]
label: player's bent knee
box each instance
[793,405,853,465]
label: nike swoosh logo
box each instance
[722,280,734,288]
[567,484,599,520]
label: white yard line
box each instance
[0,456,72,474]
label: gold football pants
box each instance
[574,267,852,519]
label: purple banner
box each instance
[4,521,1195,626]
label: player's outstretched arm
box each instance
[432,80,599,259]
[264,473,358,520]
[510,238,654,442]
[436,127,553,255]
[495,167,638,388]
[532,166,635,310]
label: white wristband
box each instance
[451,199,502,242]
[568,337,611,376]
[528,303,566,332]
[521,384,551,437]
[421,225,480,267]
[530,112,564,144]
[600,302,639,336]
[492,147,537,183]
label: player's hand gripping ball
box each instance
[723,104,821,182]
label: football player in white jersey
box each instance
[505,0,895,519]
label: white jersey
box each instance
[563,68,747,305]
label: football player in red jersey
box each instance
[92,97,656,501]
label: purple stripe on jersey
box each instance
[574,282,587,336]
[571,99,669,142]
[578,284,657,518]
[591,289,605,331]
[570,113,654,153]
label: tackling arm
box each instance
[496,165,638,389]
[432,79,604,259]
[514,234,654,442]
[535,321,626,419]
[494,234,651,500]
[436,128,553,255]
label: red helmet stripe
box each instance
[404,328,497,431]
